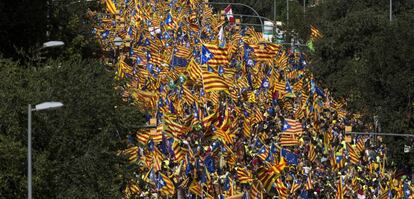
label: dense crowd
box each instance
[94,0,413,198]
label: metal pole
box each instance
[303,0,306,16]
[286,0,289,26]
[28,104,32,199]
[274,0,277,22]
[345,131,414,138]
[274,0,277,40]
[206,2,264,32]
[230,14,273,22]
[389,0,392,22]
[46,0,51,39]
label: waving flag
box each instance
[257,166,277,192]
[285,81,293,93]
[250,44,278,61]
[189,180,203,197]
[281,148,299,165]
[172,141,187,162]
[290,178,302,194]
[95,0,395,197]
[271,157,287,173]
[224,5,235,24]
[355,138,366,153]
[308,144,317,162]
[346,143,360,164]
[202,70,229,92]
[201,45,213,64]
[165,12,177,30]
[282,119,303,134]
[305,173,313,190]
[257,145,269,161]
[105,0,117,15]
[101,30,110,39]
[164,116,189,138]
[213,128,234,145]
[187,59,202,81]
[236,167,253,184]
[275,178,288,198]
[202,44,229,66]
[157,172,176,196]
[335,177,344,199]
[123,146,139,163]
[136,131,150,146]
[175,45,192,58]
[310,25,322,41]
[218,26,226,48]
[279,136,300,147]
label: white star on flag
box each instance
[205,52,211,58]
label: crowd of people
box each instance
[94,0,413,198]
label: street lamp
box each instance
[390,0,392,22]
[28,102,63,199]
[113,36,123,64]
[42,41,65,49]
[114,36,123,47]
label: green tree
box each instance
[309,0,414,168]
[0,0,101,60]
[0,57,144,198]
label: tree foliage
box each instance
[221,0,414,168]
[0,58,144,198]
[309,0,414,167]
[1,0,414,197]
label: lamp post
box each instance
[287,0,289,25]
[390,0,392,22]
[41,41,65,49]
[28,102,63,199]
[113,36,123,64]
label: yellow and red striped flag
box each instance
[189,180,203,196]
[245,27,263,44]
[123,146,138,163]
[310,25,322,41]
[346,143,360,164]
[151,148,164,172]
[105,0,118,15]
[250,44,277,62]
[335,177,344,199]
[282,119,303,134]
[158,172,175,196]
[305,173,313,190]
[290,179,302,194]
[273,80,286,94]
[201,111,218,128]
[136,130,150,146]
[355,138,366,153]
[257,166,277,192]
[164,116,189,138]
[236,167,254,184]
[308,143,317,162]
[275,178,288,199]
[172,141,187,162]
[242,120,251,138]
[182,86,197,104]
[202,70,229,92]
[202,43,229,66]
[279,136,300,147]
[175,45,192,58]
[187,59,202,82]
[214,128,235,145]
[116,60,132,80]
